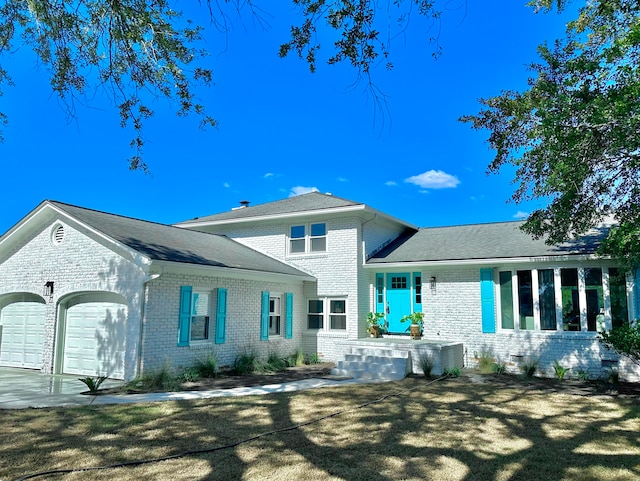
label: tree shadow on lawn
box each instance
[1,376,639,480]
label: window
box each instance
[179,286,220,346]
[289,223,327,254]
[307,300,324,329]
[497,266,627,333]
[414,276,422,305]
[306,298,347,330]
[499,271,514,329]
[190,291,211,341]
[538,269,557,330]
[269,296,281,336]
[517,270,534,330]
[609,268,629,328]
[376,276,384,305]
[561,268,580,331]
[330,300,346,329]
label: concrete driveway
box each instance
[0,367,124,409]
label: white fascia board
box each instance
[364,254,604,269]
[175,205,417,230]
[152,260,316,282]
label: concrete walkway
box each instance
[0,367,365,410]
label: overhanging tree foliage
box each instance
[461,0,640,269]
[0,1,443,172]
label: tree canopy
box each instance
[462,0,640,268]
[0,0,442,172]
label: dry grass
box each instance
[1,376,639,481]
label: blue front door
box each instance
[386,273,411,333]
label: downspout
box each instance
[136,270,162,377]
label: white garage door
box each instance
[0,302,46,369]
[63,302,126,380]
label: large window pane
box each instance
[561,268,580,331]
[499,271,514,329]
[269,297,281,335]
[585,268,603,332]
[538,269,557,330]
[609,268,629,329]
[329,300,346,330]
[191,292,210,341]
[517,270,534,330]
[307,299,323,329]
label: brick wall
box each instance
[141,273,305,373]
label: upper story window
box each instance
[289,223,327,254]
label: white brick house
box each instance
[1,192,638,381]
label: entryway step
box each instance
[330,352,409,381]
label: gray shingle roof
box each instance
[368,221,609,264]
[176,192,362,224]
[49,202,310,277]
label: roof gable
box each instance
[2,201,311,278]
[176,192,363,225]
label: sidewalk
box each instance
[0,367,364,409]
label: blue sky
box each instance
[0,2,576,235]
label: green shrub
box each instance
[265,351,286,372]
[520,358,539,378]
[418,352,434,378]
[179,367,201,383]
[553,360,570,381]
[306,352,321,364]
[476,349,495,374]
[194,353,219,378]
[129,365,179,392]
[492,361,507,375]
[577,370,589,381]
[78,376,107,394]
[285,349,305,367]
[444,366,461,378]
[233,349,258,375]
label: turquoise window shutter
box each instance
[480,269,496,333]
[261,291,270,341]
[178,286,192,346]
[285,292,293,339]
[215,288,227,344]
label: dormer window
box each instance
[289,223,326,254]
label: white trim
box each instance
[152,260,315,282]
[365,254,606,269]
[174,204,418,230]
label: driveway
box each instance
[0,367,125,409]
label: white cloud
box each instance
[385,181,398,187]
[289,186,319,197]
[337,177,348,182]
[513,211,529,219]
[264,172,275,178]
[405,170,460,189]
[223,182,230,188]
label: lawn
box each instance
[1,375,639,481]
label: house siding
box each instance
[141,273,305,373]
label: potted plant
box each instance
[400,312,424,340]
[366,312,385,338]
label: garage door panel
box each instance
[63,302,126,379]
[0,302,46,369]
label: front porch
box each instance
[333,337,464,378]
